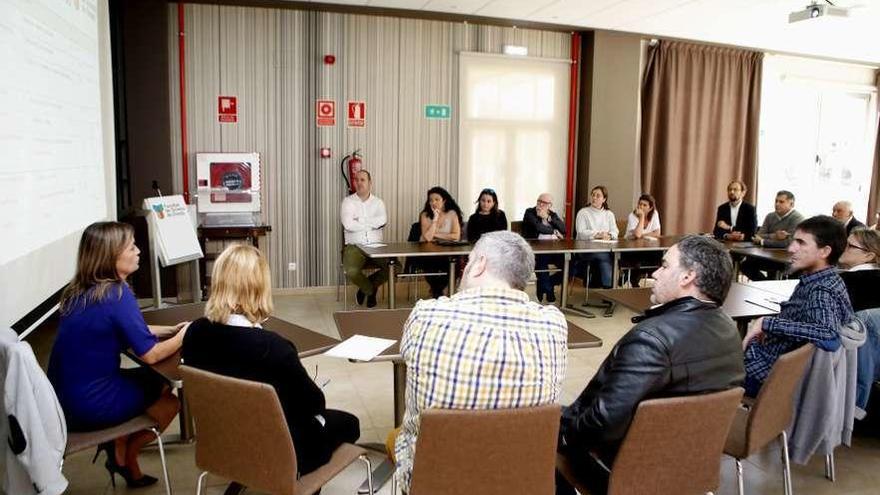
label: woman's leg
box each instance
[124,388,179,478]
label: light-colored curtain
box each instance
[640,41,763,234]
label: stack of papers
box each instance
[324,335,397,361]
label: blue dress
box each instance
[48,284,159,431]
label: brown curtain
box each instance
[868,70,880,227]
[640,41,763,235]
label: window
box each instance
[757,56,878,221]
[459,53,571,225]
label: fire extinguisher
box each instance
[340,150,363,194]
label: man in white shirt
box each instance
[340,170,388,308]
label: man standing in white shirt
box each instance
[340,170,388,308]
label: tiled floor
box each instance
[58,285,880,494]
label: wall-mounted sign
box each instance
[317,99,336,127]
[218,96,237,123]
[424,104,451,120]
[347,101,366,128]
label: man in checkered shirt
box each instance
[391,230,568,492]
[743,215,855,397]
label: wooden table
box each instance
[358,240,612,310]
[197,224,272,295]
[729,245,791,279]
[333,307,602,494]
[358,242,472,308]
[140,302,339,441]
[594,282,793,331]
[609,236,683,288]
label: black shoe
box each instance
[105,464,158,489]
[356,290,365,306]
[366,293,377,308]
[536,288,545,302]
[99,442,158,489]
[545,290,556,303]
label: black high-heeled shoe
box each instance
[96,441,158,488]
[104,461,158,489]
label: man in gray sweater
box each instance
[741,190,805,281]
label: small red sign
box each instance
[347,101,366,128]
[218,96,237,123]
[316,99,336,127]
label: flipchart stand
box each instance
[146,203,202,309]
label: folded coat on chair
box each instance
[787,319,865,464]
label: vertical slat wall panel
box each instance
[168,4,570,287]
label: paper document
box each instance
[363,242,387,248]
[744,298,780,312]
[590,239,617,244]
[324,335,397,361]
[643,236,659,242]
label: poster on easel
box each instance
[143,195,203,267]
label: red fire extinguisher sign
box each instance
[347,101,366,128]
[218,96,237,123]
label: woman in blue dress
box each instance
[48,221,188,488]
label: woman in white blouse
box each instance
[574,186,617,289]
[625,194,661,239]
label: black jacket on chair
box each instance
[560,297,745,462]
[713,201,758,240]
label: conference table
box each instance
[139,302,340,442]
[594,279,798,332]
[333,308,603,492]
[726,242,791,279]
[358,236,685,310]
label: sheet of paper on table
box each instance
[324,335,397,361]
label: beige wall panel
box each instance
[169,4,570,287]
[587,31,643,219]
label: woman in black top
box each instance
[466,188,508,243]
[838,228,880,311]
[181,244,359,475]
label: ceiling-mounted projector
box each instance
[789,1,850,23]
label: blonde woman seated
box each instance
[181,244,359,475]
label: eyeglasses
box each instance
[537,199,552,206]
[847,242,868,252]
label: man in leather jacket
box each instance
[556,235,745,495]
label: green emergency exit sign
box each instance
[424,104,451,119]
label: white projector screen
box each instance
[0,0,115,329]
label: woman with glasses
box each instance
[574,186,618,289]
[838,228,880,419]
[838,228,880,311]
[467,188,508,243]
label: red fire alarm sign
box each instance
[347,101,366,128]
[316,99,336,127]
[218,96,237,123]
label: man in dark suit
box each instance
[713,180,758,241]
[832,200,866,235]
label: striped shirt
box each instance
[393,287,568,491]
[745,267,853,386]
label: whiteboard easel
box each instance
[144,196,203,309]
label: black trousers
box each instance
[295,409,361,475]
[556,445,611,495]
